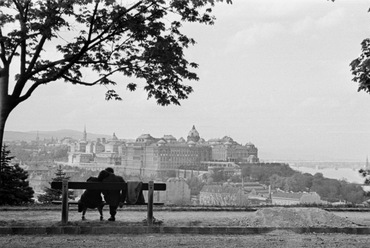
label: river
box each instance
[290,165,364,184]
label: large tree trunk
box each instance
[0,102,12,150]
[0,68,16,150]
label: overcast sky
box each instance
[4,0,370,162]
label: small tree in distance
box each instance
[359,168,370,185]
[0,146,34,205]
[37,165,73,204]
[0,0,232,150]
[186,176,204,195]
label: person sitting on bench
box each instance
[77,176,105,221]
[97,167,126,221]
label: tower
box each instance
[83,125,87,141]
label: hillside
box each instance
[4,129,112,142]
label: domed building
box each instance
[67,125,260,178]
[136,134,156,144]
[94,133,123,165]
[157,139,167,146]
[120,128,211,178]
[162,135,177,143]
[209,139,259,163]
[245,142,258,160]
[187,125,200,143]
[105,133,121,153]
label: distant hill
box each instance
[4,129,112,142]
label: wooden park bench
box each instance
[51,180,166,225]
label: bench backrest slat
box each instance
[51,181,166,191]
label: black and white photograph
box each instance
[1,0,370,247]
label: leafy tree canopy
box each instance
[350,39,370,93]
[0,0,232,149]
[269,170,368,204]
[359,168,370,185]
[0,0,232,105]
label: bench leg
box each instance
[61,179,69,225]
[147,181,154,226]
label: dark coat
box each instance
[97,170,126,206]
[78,177,103,211]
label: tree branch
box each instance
[17,81,43,103]
[88,1,145,45]
[46,2,145,82]
[62,67,124,86]
[61,75,99,86]
[0,28,7,66]
[11,34,49,98]
[14,0,147,99]
[25,36,48,75]
[87,1,100,42]
[20,19,26,75]
[7,42,20,66]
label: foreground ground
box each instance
[1,206,370,227]
[1,207,370,247]
[1,232,370,248]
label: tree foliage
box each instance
[186,176,205,195]
[241,163,296,184]
[0,146,34,205]
[211,168,226,182]
[359,168,370,185]
[7,142,69,165]
[269,171,368,204]
[1,0,231,103]
[350,39,370,93]
[0,0,232,149]
[37,165,73,204]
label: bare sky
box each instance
[4,0,370,162]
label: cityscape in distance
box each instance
[4,125,369,205]
[4,128,367,168]
[4,126,368,179]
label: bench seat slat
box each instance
[51,181,166,191]
[51,200,164,206]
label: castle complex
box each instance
[67,125,259,178]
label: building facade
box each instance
[67,125,260,179]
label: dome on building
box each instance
[187,125,200,143]
[137,134,152,139]
[136,134,154,143]
[188,125,199,137]
[157,139,166,146]
[106,132,120,144]
[245,142,255,147]
[224,141,232,146]
[163,135,177,143]
[187,140,196,147]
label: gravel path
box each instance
[1,232,370,248]
[1,208,370,247]
[1,207,370,227]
